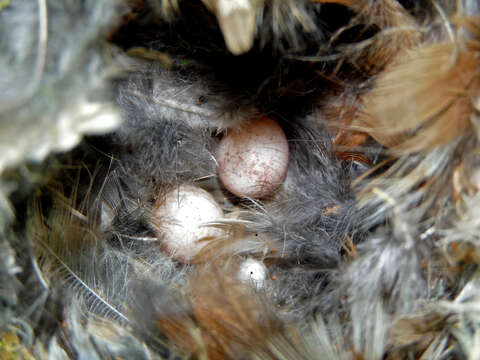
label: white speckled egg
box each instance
[238,258,268,289]
[152,185,225,262]
[216,117,289,198]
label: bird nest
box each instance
[0,1,479,359]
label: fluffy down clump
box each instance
[1,0,480,359]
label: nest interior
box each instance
[1,0,480,359]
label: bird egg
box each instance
[216,117,289,198]
[238,258,268,289]
[152,185,225,262]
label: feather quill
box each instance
[28,185,132,325]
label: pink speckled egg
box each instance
[152,185,226,262]
[216,117,289,198]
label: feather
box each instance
[0,0,123,173]
[28,189,131,324]
[37,238,130,323]
[133,260,295,359]
[201,0,260,55]
[356,40,480,154]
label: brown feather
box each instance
[154,261,292,359]
[355,39,480,154]
[317,0,421,74]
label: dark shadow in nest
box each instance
[109,1,376,118]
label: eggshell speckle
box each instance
[216,117,289,198]
[152,185,225,262]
